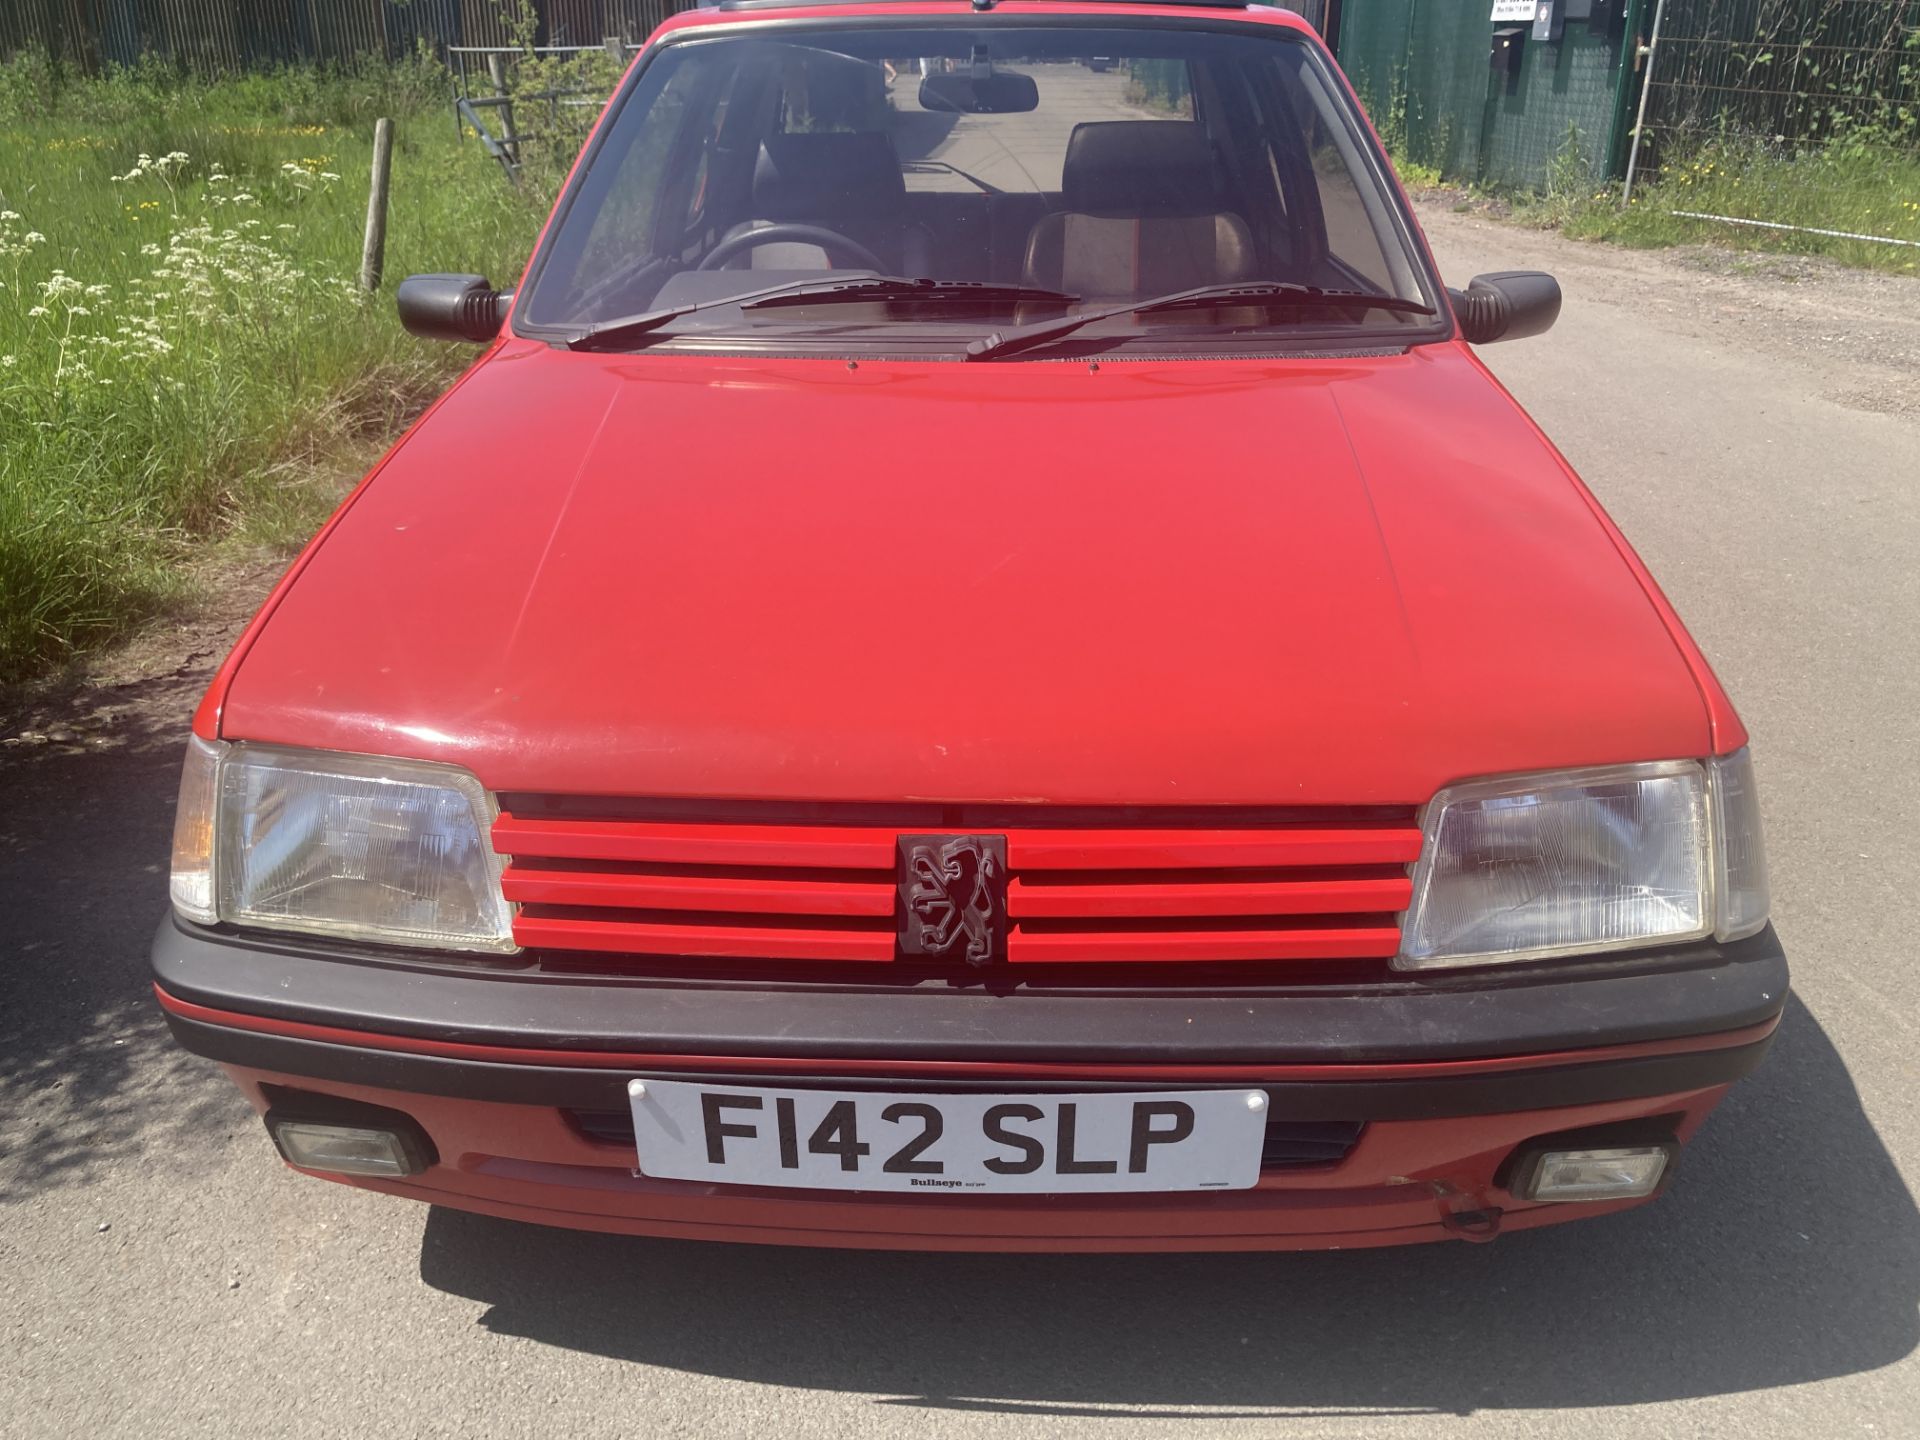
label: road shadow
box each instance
[420,992,1917,1415]
[0,669,249,1204]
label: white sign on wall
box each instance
[1490,0,1535,18]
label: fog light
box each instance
[1524,1145,1672,1203]
[269,1120,427,1177]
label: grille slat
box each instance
[1007,874,1413,919]
[1008,827,1421,870]
[1006,924,1404,964]
[513,914,898,962]
[493,816,897,869]
[493,810,1418,977]
[501,864,896,917]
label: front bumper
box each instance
[153,916,1788,1251]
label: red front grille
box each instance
[493,807,1420,975]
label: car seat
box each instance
[719,131,934,273]
[1022,121,1256,298]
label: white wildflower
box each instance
[0,354,16,367]
[27,305,48,317]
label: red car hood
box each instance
[220,342,1709,805]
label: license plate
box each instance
[628,1080,1268,1194]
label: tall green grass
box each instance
[0,52,552,681]
[1376,116,1919,275]
[1557,138,1920,272]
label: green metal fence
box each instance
[0,0,689,74]
[1339,0,1646,188]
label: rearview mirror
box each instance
[918,71,1040,115]
[396,273,514,343]
[1448,271,1560,344]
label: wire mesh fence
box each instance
[1638,0,1920,163]
[0,0,694,75]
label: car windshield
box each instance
[518,22,1443,353]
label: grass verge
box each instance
[0,52,555,682]
[1563,146,1920,271]
[1412,132,1920,276]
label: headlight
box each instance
[168,739,515,953]
[1397,751,1769,971]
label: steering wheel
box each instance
[697,224,886,273]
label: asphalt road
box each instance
[4,209,1918,1438]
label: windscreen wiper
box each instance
[963,282,1438,362]
[567,275,1077,350]
[567,273,889,350]
[899,159,1005,195]
[742,277,1078,312]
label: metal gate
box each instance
[451,41,636,182]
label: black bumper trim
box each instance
[162,1008,1775,1119]
[151,914,1787,1066]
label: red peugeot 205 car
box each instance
[155,0,1785,1251]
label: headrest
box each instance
[1062,121,1219,218]
[753,132,906,220]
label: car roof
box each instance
[657,1,1316,39]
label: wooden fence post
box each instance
[360,117,394,292]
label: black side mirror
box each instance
[1447,271,1560,344]
[918,71,1040,114]
[396,273,514,343]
